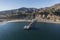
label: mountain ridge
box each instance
[0,3,60,15]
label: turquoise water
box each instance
[0,22,60,40]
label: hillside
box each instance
[0,3,60,19]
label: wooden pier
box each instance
[24,19,37,30]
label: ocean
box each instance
[0,22,60,40]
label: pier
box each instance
[24,19,37,30]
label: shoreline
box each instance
[7,19,32,22]
[6,19,60,24]
[0,19,60,24]
[37,21,60,24]
[37,19,60,24]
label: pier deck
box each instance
[24,19,37,30]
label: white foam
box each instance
[0,21,8,25]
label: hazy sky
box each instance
[0,0,60,11]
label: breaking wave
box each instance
[0,21,8,25]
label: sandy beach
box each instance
[37,19,60,24]
[0,19,60,24]
[6,19,60,24]
[7,19,32,22]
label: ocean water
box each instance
[0,22,60,40]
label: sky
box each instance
[0,0,60,11]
